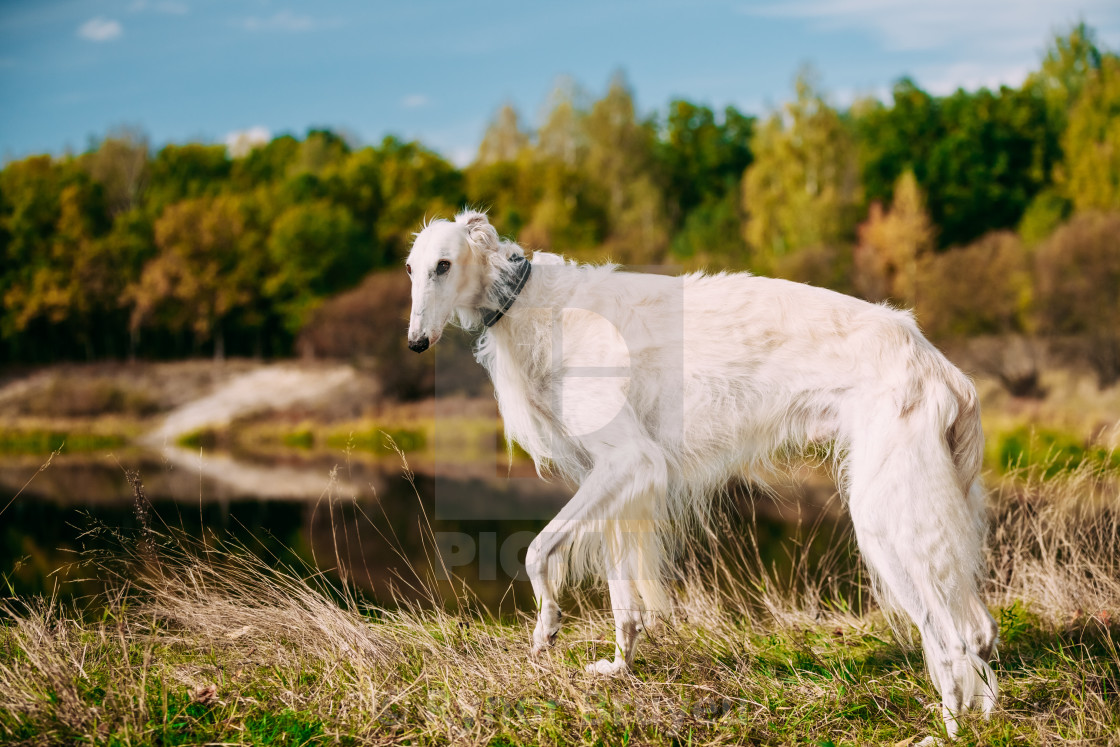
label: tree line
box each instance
[1,25,1117,378]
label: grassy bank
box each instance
[2,455,1119,746]
[0,427,127,456]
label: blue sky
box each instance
[2,0,1118,165]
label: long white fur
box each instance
[406,210,999,737]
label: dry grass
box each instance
[1,454,1119,746]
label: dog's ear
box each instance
[456,210,499,253]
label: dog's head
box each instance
[405,210,501,353]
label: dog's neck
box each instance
[480,253,532,328]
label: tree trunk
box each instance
[214,324,225,363]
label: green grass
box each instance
[324,425,427,454]
[0,428,126,456]
[990,424,1120,478]
[1,593,1117,746]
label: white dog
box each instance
[406,210,998,737]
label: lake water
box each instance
[1,447,856,619]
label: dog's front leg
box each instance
[524,411,664,662]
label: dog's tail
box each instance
[943,354,984,493]
[846,336,997,725]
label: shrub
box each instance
[768,244,852,293]
[915,231,1031,340]
[853,170,935,304]
[297,271,490,402]
[1034,211,1120,386]
[297,271,434,401]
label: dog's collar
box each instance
[481,255,532,328]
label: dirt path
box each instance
[144,364,363,500]
[144,364,356,446]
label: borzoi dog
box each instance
[406,210,998,737]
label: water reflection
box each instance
[1,448,856,619]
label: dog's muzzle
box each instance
[408,336,430,354]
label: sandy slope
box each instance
[143,364,357,446]
[140,364,363,500]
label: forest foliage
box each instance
[1,25,1118,380]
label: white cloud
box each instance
[77,17,123,42]
[224,126,271,158]
[740,0,1120,96]
[446,146,474,168]
[917,61,1033,96]
[241,11,337,33]
[402,94,430,109]
[741,0,1118,54]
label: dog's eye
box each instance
[405,264,412,277]
[436,260,451,276]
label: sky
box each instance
[2,0,1119,166]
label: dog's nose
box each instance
[408,336,430,354]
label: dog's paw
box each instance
[531,611,560,656]
[529,630,557,658]
[585,658,628,676]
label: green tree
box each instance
[292,129,351,176]
[926,85,1058,247]
[856,76,1062,248]
[658,101,754,263]
[466,159,537,239]
[1,157,67,334]
[3,182,113,357]
[466,105,537,238]
[660,101,753,218]
[521,78,607,253]
[853,170,935,304]
[1059,54,1120,212]
[83,126,149,216]
[231,135,300,190]
[369,137,464,260]
[331,147,386,264]
[1018,188,1071,246]
[265,200,367,333]
[742,69,861,268]
[1029,23,1104,133]
[273,129,353,207]
[129,195,262,359]
[584,73,668,263]
[0,156,125,359]
[670,190,747,266]
[145,143,231,214]
[854,79,943,209]
[476,104,530,166]
[1015,25,1105,241]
